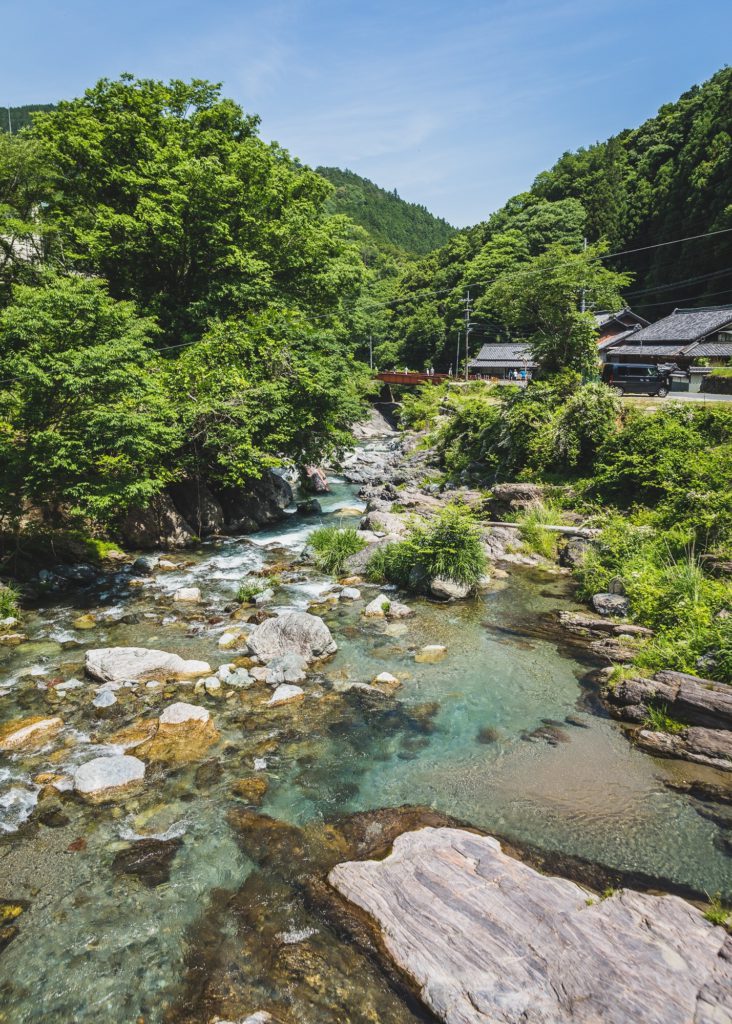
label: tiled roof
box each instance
[469,343,537,368]
[627,307,732,344]
[610,345,689,358]
[594,308,650,329]
[685,341,732,357]
[598,326,641,351]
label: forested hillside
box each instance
[375,67,732,371]
[0,104,56,132]
[317,166,456,256]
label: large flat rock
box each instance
[85,647,211,683]
[328,827,732,1024]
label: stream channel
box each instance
[0,440,730,1023]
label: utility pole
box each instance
[455,330,461,377]
[580,236,587,313]
[463,290,472,381]
[369,333,373,370]
[6,108,11,134]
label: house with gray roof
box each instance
[604,306,732,363]
[467,342,537,380]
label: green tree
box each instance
[0,275,179,525]
[30,76,364,344]
[483,243,631,376]
[0,133,55,303]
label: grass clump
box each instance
[703,893,730,928]
[642,703,686,735]
[515,500,565,559]
[366,503,487,593]
[0,584,20,618]
[236,579,266,603]
[309,525,366,575]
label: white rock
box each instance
[85,647,211,684]
[430,576,471,600]
[218,629,248,650]
[0,616,21,631]
[205,677,223,695]
[387,600,413,619]
[329,827,732,1024]
[92,689,117,709]
[247,611,337,664]
[339,587,361,600]
[267,684,305,706]
[74,755,145,802]
[253,588,275,606]
[265,653,308,686]
[173,587,201,603]
[0,716,64,752]
[363,594,391,617]
[159,701,211,726]
[228,668,253,688]
[373,671,399,686]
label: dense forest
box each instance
[0,104,57,133]
[0,77,372,541]
[373,67,732,371]
[317,166,456,256]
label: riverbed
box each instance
[0,459,730,1023]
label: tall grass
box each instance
[516,500,565,559]
[0,585,20,619]
[309,525,367,575]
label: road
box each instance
[623,392,732,404]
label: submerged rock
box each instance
[0,716,64,752]
[74,754,146,803]
[414,645,447,664]
[85,647,211,684]
[329,827,732,1024]
[231,776,269,805]
[112,837,183,887]
[247,611,337,664]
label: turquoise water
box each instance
[0,466,730,1023]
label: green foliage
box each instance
[516,501,565,559]
[317,166,456,256]
[0,583,20,618]
[367,504,487,592]
[483,243,630,376]
[0,105,56,133]
[642,704,686,734]
[701,369,732,394]
[309,524,366,575]
[237,578,266,603]
[0,274,180,526]
[399,383,448,431]
[0,133,55,303]
[29,77,364,345]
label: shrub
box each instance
[367,504,487,592]
[0,584,20,618]
[703,893,730,927]
[398,384,447,431]
[701,368,732,394]
[309,525,366,575]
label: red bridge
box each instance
[375,371,453,386]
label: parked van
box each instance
[601,362,670,397]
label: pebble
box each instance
[92,689,117,709]
[173,587,201,603]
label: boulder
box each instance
[301,465,330,494]
[172,587,201,603]
[297,498,322,516]
[481,525,516,561]
[430,577,471,601]
[85,647,211,684]
[329,827,732,1024]
[487,482,544,519]
[386,599,414,619]
[635,726,732,772]
[132,555,158,576]
[339,587,361,600]
[219,471,293,531]
[603,670,732,732]
[119,493,195,550]
[168,478,225,537]
[0,716,64,752]
[74,755,146,803]
[342,534,402,574]
[359,510,408,536]
[264,653,308,686]
[247,611,337,665]
[592,592,630,617]
[137,702,219,763]
[267,684,305,706]
[559,536,591,569]
[363,594,391,618]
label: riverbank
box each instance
[0,416,730,1023]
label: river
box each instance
[0,453,730,1023]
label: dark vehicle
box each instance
[601,362,671,397]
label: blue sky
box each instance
[2,0,731,226]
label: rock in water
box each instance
[301,465,330,494]
[430,577,471,601]
[172,587,201,603]
[0,716,64,752]
[247,611,336,664]
[329,827,732,1024]
[85,647,211,683]
[112,837,183,887]
[267,684,305,706]
[138,702,219,763]
[74,755,146,802]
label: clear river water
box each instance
[0,457,730,1023]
